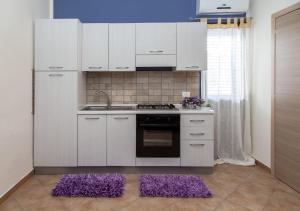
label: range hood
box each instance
[135,54,176,71]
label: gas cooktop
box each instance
[137,104,178,110]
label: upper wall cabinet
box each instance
[35,19,81,71]
[176,22,207,71]
[136,23,177,55]
[109,24,136,71]
[82,24,109,71]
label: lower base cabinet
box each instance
[181,140,214,167]
[78,115,107,166]
[107,115,136,166]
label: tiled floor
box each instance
[0,164,299,211]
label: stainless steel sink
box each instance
[81,106,135,111]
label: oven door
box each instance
[136,115,180,158]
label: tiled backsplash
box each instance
[87,71,200,104]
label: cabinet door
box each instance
[35,19,80,71]
[82,24,108,71]
[109,24,135,71]
[181,141,214,167]
[78,115,107,166]
[177,22,207,71]
[34,72,77,166]
[136,23,177,55]
[107,115,136,166]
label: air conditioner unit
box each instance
[196,0,250,15]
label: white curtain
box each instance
[206,28,254,166]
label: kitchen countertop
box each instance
[77,104,214,115]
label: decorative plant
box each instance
[182,97,205,108]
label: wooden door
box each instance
[34,19,80,71]
[176,22,207,71]
[82,23,109,71]
[78,115,107,166]
[34,72,78,166]
[272,3,300,192]
[109,24,136,71]
[136,23,177,55]
[107,115,136,166]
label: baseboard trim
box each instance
[0,170,34,205]
[255,160,271,173]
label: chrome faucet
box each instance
[95,90,111,108]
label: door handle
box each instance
[88,66,102,70]
[185,66,200,69]
[190,143,205,146]
[85,117,100,120]
[48,73,64,77]
[149,50,164,53]
[114,117,129,120]
[190,133,205,136]
[49,66,64,69]
[190,120,205,122]
[115,67,129,70]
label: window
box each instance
[206,29,243,98]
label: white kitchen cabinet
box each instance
[107,115,136,166]
[35,19,81,71]
[176,22,207,71]
[82,24,109,71]
[34,72,78,166]
[78,115,107,166]
[109,24,135,71]
[136,23,177,55]
[181,141,214,167]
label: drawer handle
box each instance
[190,143,205,146]
[85,117,100,120]
[116,67,129,69]
[185,66,200,69]
[114,117,129,120]
[190,120,205,122]
[88,66,102,69]
[48,73,64,77]
[49,66,64,69]
[149,50,164,53]
[190,133,205,136]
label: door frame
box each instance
[271,2,300,176]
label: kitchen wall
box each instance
[0,0,50,198]
[54,0,196,23]
[87,71,200,104]
[250,0,300,167]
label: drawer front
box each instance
[181,126,213,140]
[181,114,213,127]
[181,141,214,167]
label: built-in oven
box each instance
[136,114,180,158]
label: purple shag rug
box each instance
[52,173,125,198]
[139,175,212,198]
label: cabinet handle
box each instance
[88,66,102,70]
[190,120,205,122]
[114,117,129,120]
[190,133,205,136]
[185,66,200,69]
[115,67,129,70]
[190,143,205,146]
[49,66,64,69]
[149,50,164,53]
[48,73,64,77]
[85,117,100,120]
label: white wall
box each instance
[250,0,300,167]
[0,0,49,197]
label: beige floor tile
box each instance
[0,198,22,211]
[215,201,253,211]
[120,197,174,211]
[266,190,300,211]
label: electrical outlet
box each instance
[182,91,190,98]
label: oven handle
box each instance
[139,123,178,127]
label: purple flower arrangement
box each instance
[182,97,205,109]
